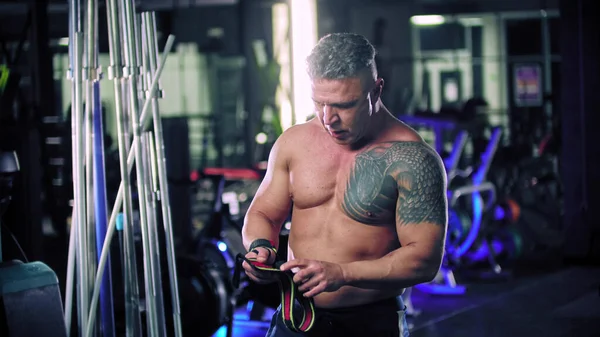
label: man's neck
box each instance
[348,107,394,151]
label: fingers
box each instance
[246,247,274,264]
[257,247,272,263]
[280,258,309,271]
[242,260,278,284]
[284,260,341,298]
[292,265,323,296]
[297,275,320,292]
[242,249,276,284]
[303,283,326,298]
[292,267,313,284]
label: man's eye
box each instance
[336,102,357,110]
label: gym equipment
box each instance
[170,255,234,337]
[463,226,525,263]
[445,127,502,258]
[67,0,90,333]
[0,152,19,225]
[193,169,257,296]
[0,151,68,337]
[191,167,291,328]
[446,208,472,248]
[0,261,68,337]
[487,150,564,259]
[0,151,20,262]
[400,287,421,317]
[400,115,459,153]
[92,76,116,337]
[493,198,521,224]
[442,124,562,270]
[447,183,497,261]
[102,0,144,334]
[417,127,503,295]
[444,130,470,184]
[65,0,183,336]
[170,170,247,337]
[140,16,183,327]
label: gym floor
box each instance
[212,263,600,337]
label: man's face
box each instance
[311,77,377,145]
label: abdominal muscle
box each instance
[286,206,404,309]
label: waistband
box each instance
[314,296,403,315]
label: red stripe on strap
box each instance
[242,256,315,332]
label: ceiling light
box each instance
[410,15,445,26]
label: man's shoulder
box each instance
[272,121,321,159]
[278,120,321,145]
[367,140,440,162]
[364,140,446,190]
[367,133,443,174]
[388,121,425,143]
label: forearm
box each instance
[242,210,283,251]
[342,244,442,290]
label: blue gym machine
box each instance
[415,126,503,295]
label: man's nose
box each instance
[322,105,339,127]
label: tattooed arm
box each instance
[341,142,448,289]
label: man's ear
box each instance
[374,78,384,99]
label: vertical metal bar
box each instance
[84,3,99,336]
[141,12,183,337]
[65,211,76,337]
[86,34,175,337]
[142,130,167,335]
[138,14,167,335]
[120,0,160,335]
[72,27,89,337]
[104,0,143,336]
[146,132,159,191]
[92,79,117,337]
[67,0,87,336]
[68,1,89,335]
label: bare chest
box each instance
[289,147,398,224]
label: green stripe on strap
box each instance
[233,254,316,333]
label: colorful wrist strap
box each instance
[249,239,277,253]
[233,254,316,333]
[248,239,278,261]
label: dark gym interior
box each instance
[0,0,599,336]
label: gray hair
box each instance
[306,33,378,81]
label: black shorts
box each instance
[265,297,410,337]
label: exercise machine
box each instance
[444,129,472,185]
[0,151,68,337]
[416,126,503,295]
[193,168,278,328]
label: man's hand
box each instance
[242,247,279,284]
[280,259,346,298]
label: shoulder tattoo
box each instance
[342,141,447,226]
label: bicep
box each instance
[394,144,448,249]
[247,137,293,227]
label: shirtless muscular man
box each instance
[241,32,448,337]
